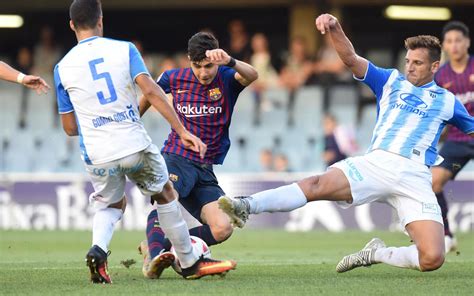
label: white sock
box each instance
[92,208,123,253]
[248,183,307,214]
[374,245,420,270]
[156,199,198,269]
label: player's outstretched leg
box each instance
[218,183,308,228]
[85,245,112,284]
[138,240,175,279]
[180,256,237,280]
[336,238,386,273]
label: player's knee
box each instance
[298,176,321,201]
[209,222,233,243]
[419,249,444,271]
[108,196,127,212]
[151,181,177,204]
[431,181,444,194]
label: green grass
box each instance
[1,230,473,295]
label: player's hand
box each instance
[180,131,207,159]
[315,14,338,35]
[22,75,50,94]
[205,49,231,66]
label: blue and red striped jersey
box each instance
[157,66,246,164]
[435,55,474,142]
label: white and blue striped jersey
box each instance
[54,36,152,165]
[357,62,474,166]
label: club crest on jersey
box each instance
[169,174,179,182]
[208,88,222,101]
[400,93,427,109]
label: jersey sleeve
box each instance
[156,71,171,93]
[54,65,74,114]
[128,42,150,82]
[220,66,245,105]
[434,70,442,86]
[448,98,474,134]
[354,62,394,102]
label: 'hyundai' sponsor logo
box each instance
[399,93,427,109]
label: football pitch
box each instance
[1,230,473,295]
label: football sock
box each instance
[161,224,219,251]
[248,183,307,214]
[92,207,123,253]
[189,224,219,246]
[435,192,452,237]
[146,210,166,258]
[374,245,420,270]
[155,199,198,269]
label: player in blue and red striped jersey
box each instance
[138,31,258,278]
[432,21,473,253]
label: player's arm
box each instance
[448,99,474,138]
[139,94,151,117]
[315,14,368,79]
[205,49,258,86]
[139,72,173,117]
[0,61,50,94]
[136,74,207,158]
[61,112,78,136]
[54,65,78,136]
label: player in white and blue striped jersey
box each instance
[218,13,474,274]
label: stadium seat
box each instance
[24,91,56,132]
[229,88,254,136]
[3,129,35,172]
[0,84,23,134]
[258,87,289,133]
[357,104,378,152]
[328,85,358,127]
[292,86,324,134]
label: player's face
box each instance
[190,60,218,85]
[404,48,439,87]
[443,30,470,62]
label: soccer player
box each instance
[55,0,236,283]
[0,61,49,94]
[432,21,473,253]
[219,14,474,273]
[138,31,258,279]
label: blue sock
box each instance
[147,210,220,256]
[146,210,166,258]
[162,224,219,251]
[189,224,219,246]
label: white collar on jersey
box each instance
[78,36,100,44]
[419,80,435,89]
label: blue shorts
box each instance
[437,141,474,179]
[162,153,225,222]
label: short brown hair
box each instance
[404,35,441,63]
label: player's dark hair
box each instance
[404,35,441,63]
[188,32,219,62]
[70,0,102,30]
[442,21,470,39]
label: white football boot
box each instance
[336,238,386,273]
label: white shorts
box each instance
[330,150,443,227]
[85,144,169,210]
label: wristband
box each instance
[226,57,236,67]
[17,73,25,84]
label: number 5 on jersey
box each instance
[89,58,118,105]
